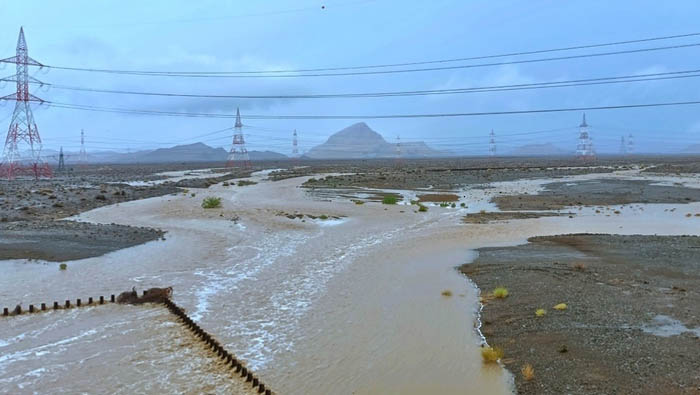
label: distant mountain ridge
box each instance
[39,142,287,164]
[305,122,444,159]
[680,144,700,154]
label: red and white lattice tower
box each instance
[576,113,595,160]
[0,27,51,179]
[226,107,251,169]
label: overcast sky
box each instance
[1,0,699,155]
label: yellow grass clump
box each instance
[493,287,509,299]
[441,289,453,297]
[481,346,504,363]
[535,308,546,317]
[554,303,568,311]
[521,364,535,381]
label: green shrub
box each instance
[460,203,466,207]
[353,200,364,205]
[451,203,456,208]
[201,197,222,209]
[59,263,67,271]
[493,287,509,298]
[418,204,428,212]
[237,180,257,187]
[382,195,398,205]
[319,214,329,220]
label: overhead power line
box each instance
[14,32,700,77]
[32,68,700,99]
[45,99,700,120]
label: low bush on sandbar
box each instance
[59,263,67,271]
[353,200,364,205]
[521,364,535,381]
[554,303,568,310]
[481,346,504,363]
[535,308,546,317]
[319,214,329,220]
[237,180,257,187]
[441,289,453,297]
[418,204,428,212]
[382,195,398,205]
[201,197,222,209]
[493,287,509,299]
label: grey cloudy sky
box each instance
[1,0,699,155]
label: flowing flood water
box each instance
[2,169,699,394]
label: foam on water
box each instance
[641,315,700,337]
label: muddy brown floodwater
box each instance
[1,167,699,394]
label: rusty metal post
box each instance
[41,303,46,311]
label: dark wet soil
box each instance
[462,211,569,224]
[0,221,165,262]
[461,234,700,395]
[493,179,700,210]
[0,163,253,262]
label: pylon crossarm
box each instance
[0,56,43,67]
[0,75,45,85]
[0,93,44,103]
[0,56,19,64]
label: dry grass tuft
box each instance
[493,287,509,299]
[481,346,504,363]
[535,308,546,317]
[573,262,586,272]
[553,303,567,311]
[441,289,453,297]
[521,364,535,381]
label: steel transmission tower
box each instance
[57,146,66,172]
[292,129,299,158]
[79,129,87,165]
[576,113,595,160]
[395,135,402,165]
[0,27,51,179]
[619,135,627,156]
[226,107,251,169]
[627,133,634,154]
[489,129,496,157]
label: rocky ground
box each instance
[462,211,569,224]
[0,163,253,262]
[493,179,700,210]
[461,234,700,394]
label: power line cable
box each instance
[44,99,700,119]
[34,68,700,99]
[23,32,700,77]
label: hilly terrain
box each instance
[305,122,444,159]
